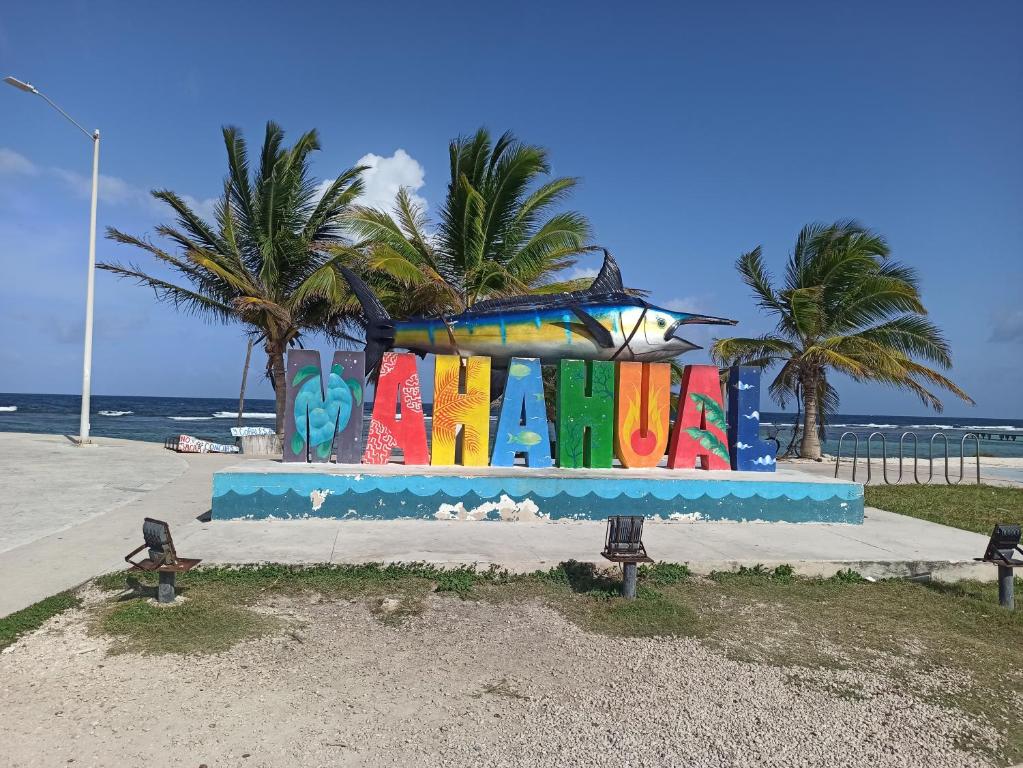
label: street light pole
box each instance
[5,76,100,445]
[81,129,100,444]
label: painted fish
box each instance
[508,430,543,446]
[340,250,737,375]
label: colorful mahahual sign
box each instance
[284,351,776,472]
[212,251,865,524]
[281,251,777,472]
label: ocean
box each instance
[0,392,1021,458]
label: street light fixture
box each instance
[5,75,101,445]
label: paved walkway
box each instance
[178,510,990,581]
[0,433,239,617]
[0,432,1000,617]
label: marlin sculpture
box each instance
[340,250,737,381]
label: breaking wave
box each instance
[213,411,276,419]
[98,410,132,417]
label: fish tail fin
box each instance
[339,266,395,375]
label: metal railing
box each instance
[834,430,981,484]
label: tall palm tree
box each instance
[99,122,367,436]
[711,221,972,459]
[342,128,593,316]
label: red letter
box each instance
[362,353,429,465]
[667,365,730,470]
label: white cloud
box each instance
[358,149,426,211]
[0,147,37,176]
[318,148,427,214]
[665,296,707,313]
[2,146,217,218]
[51,167,149,207]
[566,266,598,280]
[50,166,218,220]
[181,194,219,222]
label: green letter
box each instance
[556,359,615,468]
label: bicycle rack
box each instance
[865,431,889,484]
[834,430,981,485]
[928,433,981,485]
[899,432,919,484]
[834,432,860,481]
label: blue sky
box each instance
[1,0,1020,417]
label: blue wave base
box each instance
[211,469,863,523]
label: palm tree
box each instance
[342,128,593,316]
[99,122,367,436]
[711,221,972,459]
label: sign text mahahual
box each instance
[283,352,776,473]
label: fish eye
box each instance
[656,317,667,328]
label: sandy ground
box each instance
[0,588,996,768]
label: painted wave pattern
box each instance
[213,473,863,504]
[212,488,861,524]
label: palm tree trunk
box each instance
[800,378,822,459]
[237,337,254,429]
[266,339,287,438]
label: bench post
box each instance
[158,571,176,604]
[998,565,1014,610]
[621,563,638,599]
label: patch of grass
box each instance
[0,591,81,651]
[829,568,865,583]
[709,563,800,584]
[572,586,699,637]
[96,562,512,600]
[865,484,1023,534]
[93,563,513,652]
[480,562,700,637]
[639,561,692,585]
[100,594,275,655]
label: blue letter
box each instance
[726,366,776,472]
[491,358,553,468]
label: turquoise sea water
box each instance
[0,392,1020,458]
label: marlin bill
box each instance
[340,250,737,373]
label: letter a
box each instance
[667,364,730,470]
[491,358,552,468]
[363,352,429,465]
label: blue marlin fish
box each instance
[340,250,736,376]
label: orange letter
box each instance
[614,362,671,468]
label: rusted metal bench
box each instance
[976,524,1023,610]
[124,518,200,603]
[601,515,653,599]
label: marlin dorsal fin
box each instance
[586,249,624,295]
